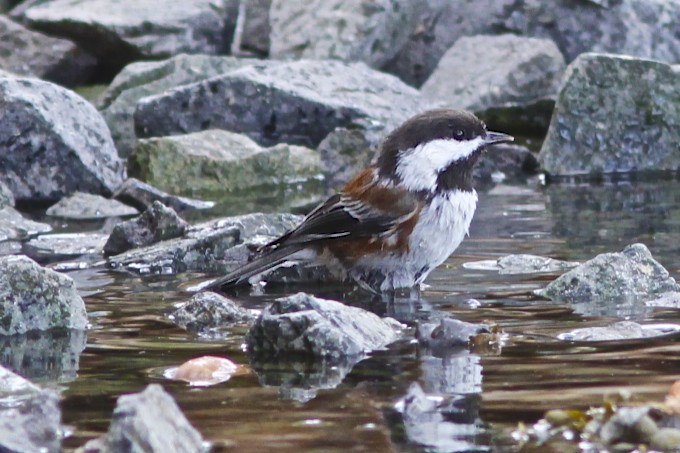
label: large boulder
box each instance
[269,0,417,69]
[421,34,565,113]
[85,384,204,453]
[129,129,322,196]
[98,54,255,157]
[0,77,125,202]
[384,0,680,87]
[539,53,680,176]
[246,292,402,359]
[0,16,96,86]
[13,0,239,77]
[134,59,426,148]
[0,255,88,335]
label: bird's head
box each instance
[377,109,514,193]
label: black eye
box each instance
[454,129,465,139]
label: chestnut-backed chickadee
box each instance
[207,109,513,293]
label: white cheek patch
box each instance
[395,137,484,192]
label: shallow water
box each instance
[12,177,680,452]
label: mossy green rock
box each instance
[539,53,680,176]
[129,129,322,196]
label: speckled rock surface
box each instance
[539,243,680,303]
[247,292,402,359]
[130,129,322,196]
[0,206,52,242]
[231,0,271,57]
[0,77,125,202]
[46,192,138,220]
[0,255,87,335]
[134,59,425,148]
[98,54,255,157]
[170,291,255,334]
[0,386,63,453]
[539,53,680,176]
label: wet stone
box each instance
[464,254,579,275]
[0,255,87,335]
[170,291,255,334]
[112,178,214,213]
[557,321,680,342]
[24,232,108,263]
[0,206,52,242]
[46,192,138,220]
[104,201,189,256]
[246,292,402,360]
[0,386,63,453]
[416,317,490,350]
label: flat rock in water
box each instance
[24,232,108,263]
[421,34,565,113]
[14,0,238,75]
[540,53,680,176]
[0,77,125,202]
[98,54,255,157]
[112,178,214,213]
[270,0,417,68]
[0,386,62,453]
[104,201,188,256]
[538,244,680,303]
[0,255,87,335]
[464,254,579,275]
[246,292,402,360]
[134,59,425,148]
[0,205,52,241]
[86,384,203,453]
[108,212,300,275]
[0,15,95,86]
[170,291,255,334]
[558,321,680,342]
[416,317,490,350]
[130,129,322,196]
[46,192,138,219]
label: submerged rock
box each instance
[421,34,565,113]
[46,192,138,220]
[246,292,401,359]
[86,384,204,453]
[129,129,322,196]
[464,254,579,275]
[104,201,188,256]
[558,321,680,342]
[269,0,417,69]
[0,255,87,335]
[166,356,244,387]
[0,77,125,202]
[108,212,300,275]
[98,54,255,157]
[170,291,255,334]
[539,244,680,303]
[416,317,490,350]
[0,15,95,86]
[112,178,214,213]
[24,232,108,263]
[134,59,425,148]
[540,53,680,176]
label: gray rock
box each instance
[540,53,680,176]
[421,34,565,113]
[231,0,271,57]
[46,192,138,220]
[0,255,87,335]
[464,254,579,275]
[416,317,490,350]
[0,387,62,453]
[129,129,322,196]
[269,0,417,68]
[384,0,680,87]
[14,0,239,76]
[112,178,214,213]
[104,201,188,256]
[0,179,15,207]
[0,329,87,382]
[108,212,300,275]
[600,406,657,445]
[0,15,96,87]
[539,244,680,303]
[0,364,40,399]
[558,321,680,342]
[98,54,255,157]
[0,206,52,241]
[24,232,108,263]
[170,291,255,334]
[134,59,426,148]
[246,292,401,359]
[0,77,125,202]
[473,143,540,183]
[89,384,204,453]
[646,292,680,308]
[317,128,376,191]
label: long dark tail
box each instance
[204,245,306,292]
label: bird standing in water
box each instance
[207,109,513,293]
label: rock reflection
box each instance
[0,329,87,382]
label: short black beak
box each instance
[484,131,514,145]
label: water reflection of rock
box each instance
[0,329,87,382]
